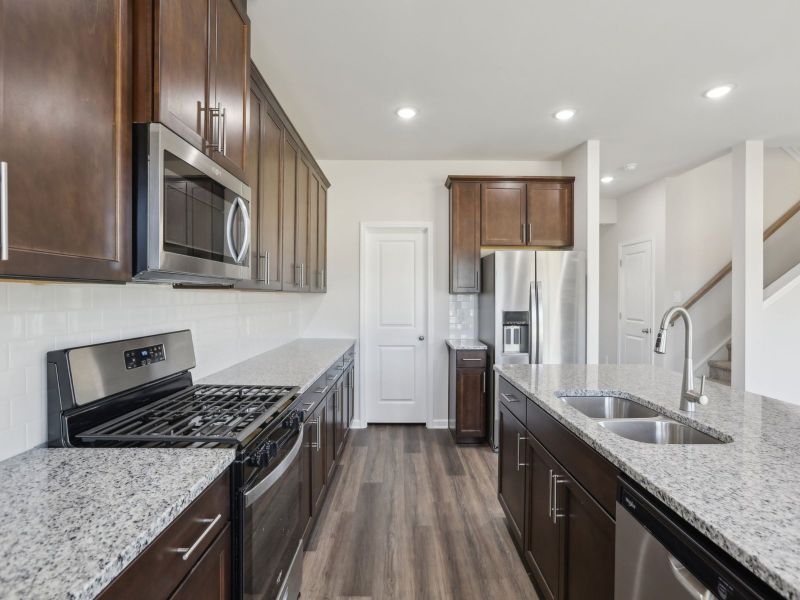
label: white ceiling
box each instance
[248,0,800,196]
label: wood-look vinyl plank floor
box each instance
[301,425,539,600]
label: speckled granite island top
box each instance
[199,338,356,391]
[0,447,235,600]
[445,339,488,351]
[495,363,800,599]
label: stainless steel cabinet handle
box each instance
[173,513,222,561]
[641,328,651,334]
[316,417,322,452]
[314,385,329,395]
[261,251,271,283]
[548,469,554,517]
[320,268,325,288]
[515,433,527,471]
[220,106,227,154]
[521,223,526,243]
[295,264,302,286]
[552,475,568,523]
[500,392,519,404]
[309,417,320,449]
[206,103,222,150]
[528,223,532,243]
[482,371,486,394]
[462,358,482,361]
[0,161,7,261]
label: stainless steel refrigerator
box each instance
[479,251,586,450]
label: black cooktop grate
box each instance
[77,384,299,444]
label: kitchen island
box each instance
[496,363,800,599]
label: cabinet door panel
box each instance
[156,0,210,151]
[310,403,327,516]
[0,0,131,281]
[244,88,261,280]
[259,109,283,289]
[498,404,527,548]
[526,437,561,600]
[527,183,573,247]
[170,525,232,600]
[455,368,486,441]
[281,138,299,290]
[449,181,480,293]
[481,182,526,246]
[560,478,615,599]
[307,173,319,291]
[317,184,327,291]
[295,158,309,290]
[210,0,248,180]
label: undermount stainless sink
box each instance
[560,395,660,419]
[597,419,727,445]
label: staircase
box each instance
[707,342,732,385]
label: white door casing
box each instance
[618,239,654,364]
[361,223,431,424]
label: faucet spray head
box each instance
[654,328,668,354]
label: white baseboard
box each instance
[428,419,448,429]
[350,419,367,429]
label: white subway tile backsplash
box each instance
[0,282,314,462]
[448,294,478,340]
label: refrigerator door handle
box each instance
[535,280,543,364]
[529,281,539,365]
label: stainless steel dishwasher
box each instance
[615,478,780,600]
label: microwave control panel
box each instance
[125,344,166,370]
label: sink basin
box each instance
[560,395,660,419]
[597,419,726,445]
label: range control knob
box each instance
[283,411,301,431]
[249,441,278,467]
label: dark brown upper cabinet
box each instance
[0,0,132,282]
[237,61,330,294]
[528,181,574,247]
[447,180,481,294]
[446,176,575,293]
[134,0,249,182]
[481,181,527,246]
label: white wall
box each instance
[0,282,316,461]
[302,160,562,426]
[563,141,601,363]
[598,181,667,366]
[763,149,800,286]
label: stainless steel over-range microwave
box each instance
[133,123,252,284]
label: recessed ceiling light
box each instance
[553,108,577,121]
[396,107,418,120]
[703,84,735,100]
[623,162,638,171]
[600,175,615,184]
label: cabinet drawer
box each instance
[456,350,486,368]
[98,470,231,600]
[497,376,526,425]
[526,399,617,516]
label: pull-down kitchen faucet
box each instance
[654,306,709,412]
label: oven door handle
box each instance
[235,197,251,265]
[243,426,303,508]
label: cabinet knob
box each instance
[418,335,425,341]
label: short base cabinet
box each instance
[448,348,488,444]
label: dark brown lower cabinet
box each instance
[448,348,488,444]
[498,375,616,600]
[170,524,232,600]
[526,437,562,600]
[300,348,356,547]
[498,403,527,549]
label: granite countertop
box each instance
[495,363,800,599]
[200,338,356,392]
[445,339,488,351]
[0,447,235,600]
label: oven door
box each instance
[135,123,252,284]
[242,426,304,600]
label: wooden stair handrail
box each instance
[674,198,800,320]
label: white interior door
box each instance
[618,239,654,364]
[364,227,429,423]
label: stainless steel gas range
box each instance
[47,330,303,600]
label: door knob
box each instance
[418,335,425,341]
[641,328,651,334]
